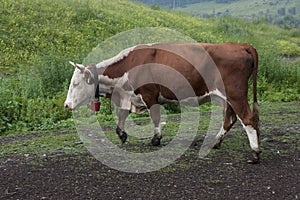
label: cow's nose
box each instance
[64,103,71,110]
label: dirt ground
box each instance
[0,151,299,200]
[0,103,299,200]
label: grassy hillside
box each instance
[177,0,300,27]
[178,0,299,16]
[0,0,299,134]
[133,0,300,28]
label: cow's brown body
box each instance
[99,43,258,108]
[65,42,260,163]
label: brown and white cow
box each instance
[64,42,261,163]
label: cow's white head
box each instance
[64,61,95,110]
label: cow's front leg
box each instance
[150,104,162,146]
[116,109,129,143]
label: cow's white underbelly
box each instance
[157,89,227,106]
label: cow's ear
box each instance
[84,69,94,84]
[69,61,85,72]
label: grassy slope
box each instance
[178,0,300,18]
[1,0,299,74]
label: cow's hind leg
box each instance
[214,103,237,149]
[116,109,129,143]
[150,104,162,146]
[230,99,261,164]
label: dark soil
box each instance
[0,103,299,200]
[0,151,299,200]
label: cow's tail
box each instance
[247,45,259,127]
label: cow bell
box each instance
[91,100,100,112]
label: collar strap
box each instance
[92,66,100,99]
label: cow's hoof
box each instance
[119,133,128,144]
[247,158,260,164]
[151,136,162,146]
[213,140,222,149]
[116,127,128,143]
[247,151,261,164]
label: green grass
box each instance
[1,102,298,166]
[0,131,84,158]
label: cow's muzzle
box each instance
[64,103,73,110]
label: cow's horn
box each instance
[69,61,76,67]
[69,61,85,72]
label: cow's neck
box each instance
[101,59,128,78]
[97,65,129,97]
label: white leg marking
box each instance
[150,104,161,137]
[216,124,226,140]
[154,124,161,137]
[244,125,259,152]
[117,110,129,131]
[238,117,260,152]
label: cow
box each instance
[64,42,261,164]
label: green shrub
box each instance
[276,40,300,56]
[259,50,299,85]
